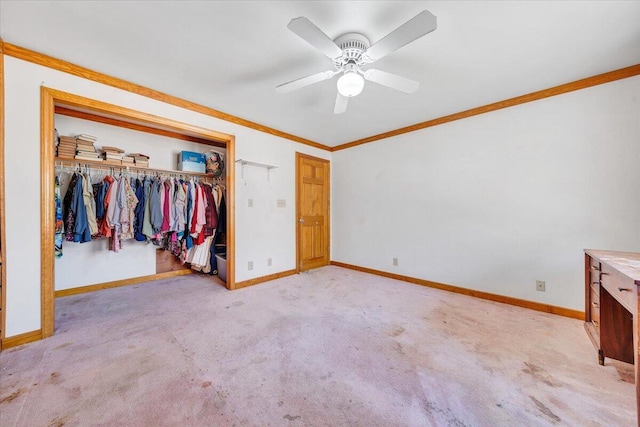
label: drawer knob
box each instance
[592,302,599,308]
[618,287,632,292]
[591,266,601,271]
[592,281,600,285]
[593,320,599,327]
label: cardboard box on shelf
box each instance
[177,151,206,173]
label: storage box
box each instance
[215,253,227,284]
[177,151,206,173]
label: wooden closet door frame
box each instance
[40,87,236,338]
[0,39,6,349]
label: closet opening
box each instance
[40,87,236,339]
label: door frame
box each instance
[40,87,236,338]
[0,40,6,349]
[295,152,330,272]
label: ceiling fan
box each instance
[276,10,437,114]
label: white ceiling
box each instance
[1,1,639,147]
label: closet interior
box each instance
[53,108,230,296]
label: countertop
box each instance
[585,249,640,284]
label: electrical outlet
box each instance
[393,258,398,266]
[536,280,546,292]
[267,258,272,267]
[277,199,286,208]
[248,199,253,208]
[248,261,254,271]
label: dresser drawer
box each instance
[589,283,600,326]
[601,263,637,313]
[590,281,600,301]
[590,301,601,329]
[589,257,601,288]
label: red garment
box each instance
[202,184,218,237]
[98,175,115,237]
[191,185,207,245]
[161,181,171,232]
[190,184,200,235]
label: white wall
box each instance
[54,115,227,290]
[332,76,640,311]
[5,55,637,338]
[3,56,330,336]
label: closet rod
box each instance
[54,157,218,181]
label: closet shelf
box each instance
[54,156,214,178]
[235,159,278,181]
[235,159,278,170]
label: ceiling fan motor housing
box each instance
[333,33,371,70]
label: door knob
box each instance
[299,218,304,223]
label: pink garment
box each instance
[168,178,175,231]
[109,226,121,253]
[161,180,171,232]
[190,184,207,244]
[105,177,120,230]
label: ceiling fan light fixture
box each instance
[337,71,364,97]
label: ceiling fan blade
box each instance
[365,10,437,62]
[276,70,336,93]
[334,92,349,114]
[288,17,344,60]
[363,69,420,94]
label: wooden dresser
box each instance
[584,249,640,425]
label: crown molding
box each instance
[332,63,640,151]
[4,42,639,154]
[3,42,331,152]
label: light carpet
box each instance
[0,266,635,426]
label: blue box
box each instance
[177,151,206,173]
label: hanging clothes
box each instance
[190,236,214,272]
[191,183,207,243]
[119,176,139,240]
[173,179,186,232]
[55,176,64,258]
[187,180,196,233]
[99,175,115,237]
[134,178,147,241]
[184,180,195,250]
[71,174,91,243]
[105,176,121,231]
[93,181,108,223]
[55,165,222,271]
[216,189,227,238]
[202,183,218,238]
[150,178,164,234]
[209,188,227,276]
[167,178,176,231]
[141,178,154,238]
[81,172,99,237]
[161,179,172,232]
[63,173,80,242]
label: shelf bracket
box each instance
[236,159,278,182]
